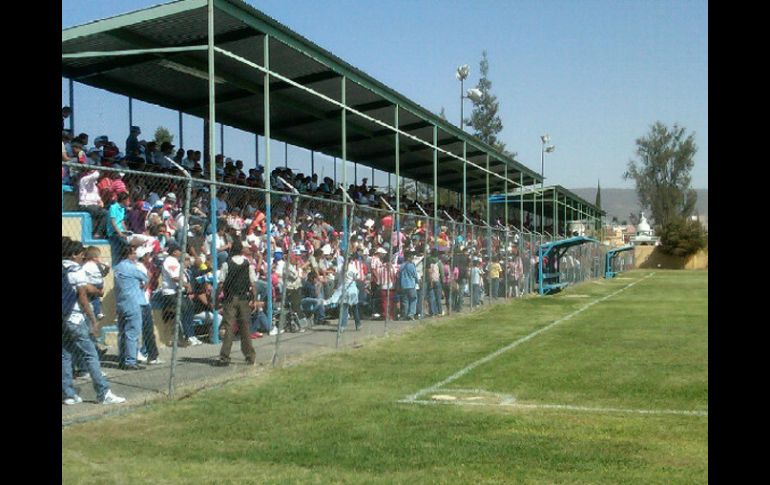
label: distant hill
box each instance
[570,188,708,226]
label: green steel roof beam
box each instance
[213,0,540,185]
[62,0,208,43]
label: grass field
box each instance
[62,270,708,484]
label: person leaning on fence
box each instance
[62,238,125,405]
[215,239,258,367]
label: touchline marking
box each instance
[402,273,656,403]
[401,397,708,417]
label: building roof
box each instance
[62,0,542,196]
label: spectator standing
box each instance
[77,169,108,239]
[62,239,125,405]
[125,126,142,162]
[161,245,201,346]
[136,246,162,364]
[489,258,502,300]
[216,239,258,366]
[106,192,131,264]
[113,244,149,370]
[398,252,418,320]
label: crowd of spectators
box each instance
[64,116,598,382]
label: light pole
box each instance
[540,134,555,245]
[456,65,469,129]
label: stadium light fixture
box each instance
[540,134,555,245]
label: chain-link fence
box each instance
[61,159,609,406]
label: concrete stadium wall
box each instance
[634,246,708,270]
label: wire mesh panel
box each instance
[62,157,608,405]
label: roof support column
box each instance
[68,78,75,133]
[128,96,133,133]
[311,150,314,177]
[553,189,557,239]
[486,153,491,305]
[285,141,288,168]
[433,125,438,235]
[564,196,567,237]
[255,134,259,168]
[519,172,523,235]
[395,106,400,247]
[178,111,183,150]
[341,76,348,249]
[504,164,509,299]
[207,0,220,344]
[462,141,467,237]
[263,33,273,325]
[220,123,224,155]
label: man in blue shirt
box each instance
[114,244,149,370]
[398,252,418,320]
[107,192,131,264]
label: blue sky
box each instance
[62,0,708,190]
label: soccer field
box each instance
[62,270,708,484]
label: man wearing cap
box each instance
[216,239,258,366]
[113,244,149,370]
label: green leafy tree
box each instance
[623,122,697,228]
[658,217,708,257]
[466,51,515,157]
[154,126,174,146]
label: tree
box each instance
[595,180,602,230]
[154,126,174,146]
[658,217,708,257]
[439,107,448,121]
[466,51,515,157]
[595,180,602,210]
[623,122,697,228]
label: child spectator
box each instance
[82,246,109,320]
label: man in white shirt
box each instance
[77,169,108,239]
[161,245,202,346]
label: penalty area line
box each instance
[398,397,707,417]
[401,272,656,403]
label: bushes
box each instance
[658,217,707,257]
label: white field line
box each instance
[403,397,708,417]
[402,273,656,403]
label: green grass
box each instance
[62,270,708,484]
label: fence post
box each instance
[165,158,192,398]
[272,176,300,367]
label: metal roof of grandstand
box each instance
[62,0,542,196]
[488,185,605,219]
[539,235,600,252]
